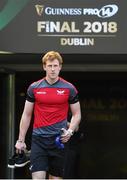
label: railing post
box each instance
[5,73,15,179]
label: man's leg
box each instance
[49,174,62,179]
[32,171,46,179]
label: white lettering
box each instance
[37,21,46,32]
[44,5,118,18]
[61,38,94,46]
[45,7,82,15]
[37,21,80,33]
[83,5,118,18]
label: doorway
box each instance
[13,71,127,179]
[1,70,127,178]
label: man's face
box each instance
[43,59,62,80]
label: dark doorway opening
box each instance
[13,71,127,179]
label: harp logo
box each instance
[35,5,44,16]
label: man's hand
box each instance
[60,128,73,143]
[15,140,26,154]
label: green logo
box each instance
[0,0,30,30]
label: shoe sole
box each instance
[8,164,15,169]
[15,160,30,167]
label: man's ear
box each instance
[43,64,46,71]
[60,64,62,70]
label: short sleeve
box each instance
[69,85,79,104]
[26,84,35,102]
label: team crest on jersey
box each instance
[36,91,46,94]
[57,90,65,95]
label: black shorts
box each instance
[30,135,65,177]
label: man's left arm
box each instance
[69,101,81,133]
[61,101,81,143]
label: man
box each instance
[15,51,81,179]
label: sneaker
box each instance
[8,153,18,168]
[8,150,30,168]
[15,151,30,167]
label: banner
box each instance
[0,0,126,54]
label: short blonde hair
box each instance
[42,51,63,65]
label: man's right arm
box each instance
[15,100,34,152]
